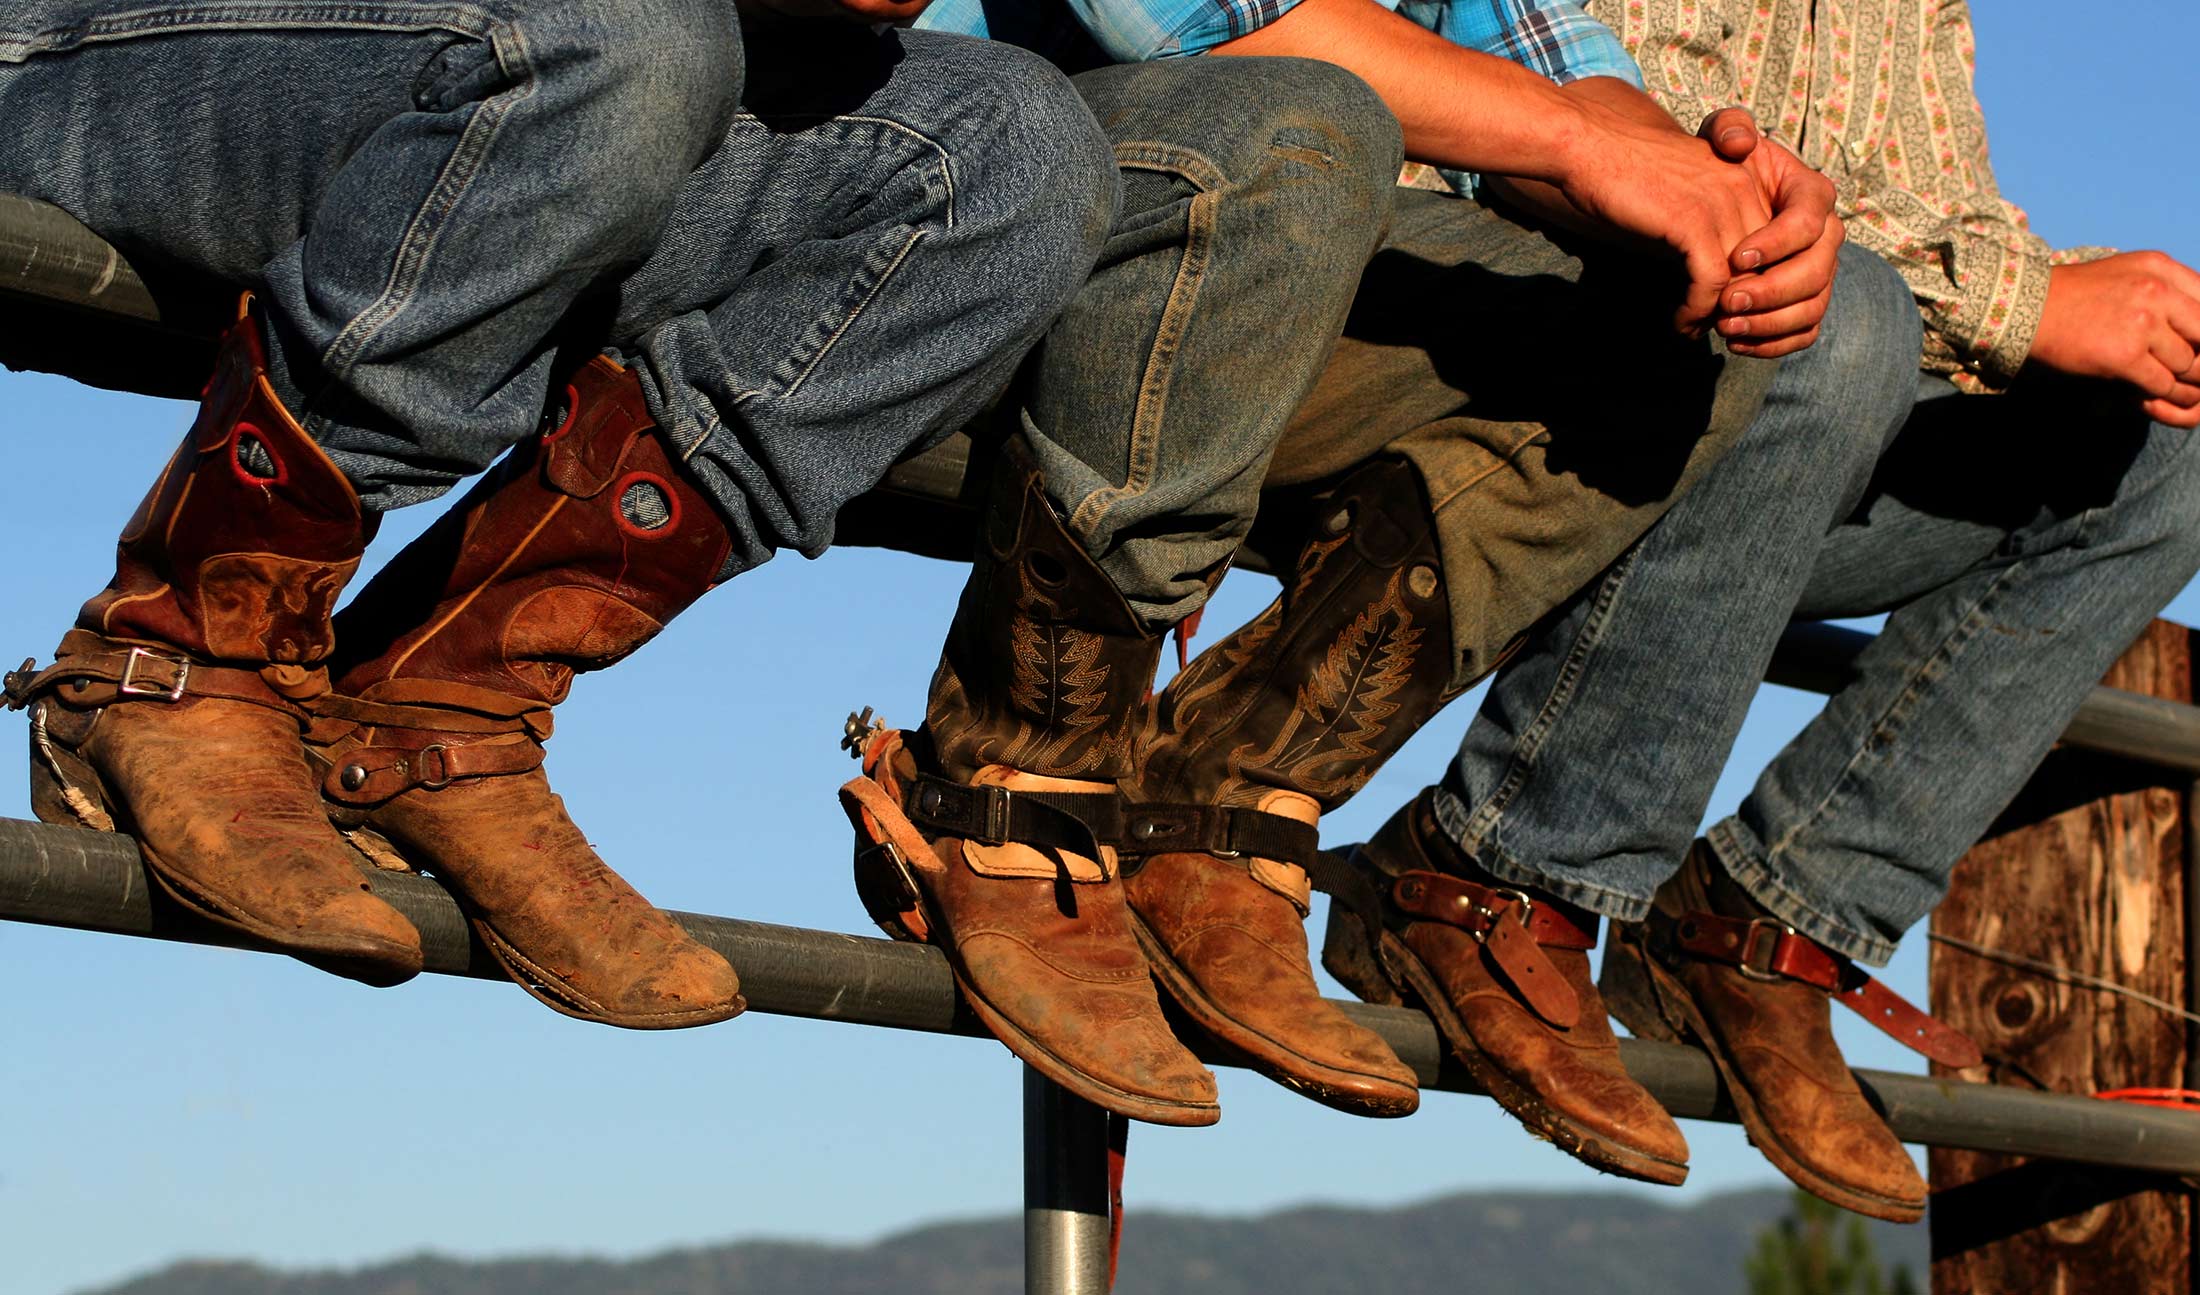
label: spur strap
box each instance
[5,634,322,717]
[902,772,1122,862]
[1662,910,1982,1068]
[1118,803,1322,868]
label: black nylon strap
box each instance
[1118,804,1323,867]
[1307,846,1394,961]
[903,774,1123,860]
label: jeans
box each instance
[1435,243,2200,964]
[0,6,1114,576]
[1022,56,1402,627]
[1268,189,1780,688]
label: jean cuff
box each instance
[1429,784,1654,924]
[1704,817,1899,967]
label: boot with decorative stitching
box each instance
[6,297,420,986]
[841,436,1218,1126]
[306,356,742,1029]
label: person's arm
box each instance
[1213,0,1837,353]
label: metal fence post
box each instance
[1023,1065,1112,1295]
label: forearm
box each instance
[1211,0,1590,184]
[1482,75,1684,232]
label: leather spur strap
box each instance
[4,637,322,716]
[902,772,1123,861]
[1669,912,1983,1068]
[1117,804,1322,868]
[1387,869,1598,1028]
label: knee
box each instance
[1786,244,1924,454]
[919,36,1118,310]
[508,0,744,191]
[1232,58,1403,249]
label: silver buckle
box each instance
[1736,918,1794,982]
[1471,887,1534,935]
[116,647,190,702]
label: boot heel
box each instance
[28,705,117,832]
[1321,898,1404,1007]
[1598,929,1684,1044]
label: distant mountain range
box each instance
[79,1186,1928,1295]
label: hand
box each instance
[1697,108,1844,358]
[1552,98,1839,354]
[2030,252,2200,428]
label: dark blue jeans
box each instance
[1437,244,2200,964]
[0,5,1115,577]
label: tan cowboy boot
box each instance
[1322,789,1691,1184]
[306,356,742,1029]
[841,437,1218,1126]
[1600,842,1979,1222]
[1119,457,1459,1119]
[5,298,421,985]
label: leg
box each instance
[307,25,1119,1026]
[843,56,1408,1123]
[1316,242,1918,1184]
[1,0,742,983]
[1714,385,2200,961]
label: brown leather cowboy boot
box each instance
[1118,457,1456,1119]
[1600,842,1979,1221]
[1322,788,1691,1184]
[305,355,743,1029]
[841,437,1218,1126]
[4,298,421,985]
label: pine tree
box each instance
[1744,1190,1919,1295]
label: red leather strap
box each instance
[1389,870,1599,950]
[1669,911,1982,1068]
[1388,870,1596,1028]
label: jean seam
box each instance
[1068,147,1221,538]
[785,228,926,400]
[1761,564,2020,929]
[1465,546,1640,845]
[314,21,528,385]
[1,2,498,58]
[745,112,957,229]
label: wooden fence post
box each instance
[1929,618,2196,1293]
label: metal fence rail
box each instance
[5,814,2196,1178]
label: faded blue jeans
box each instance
[0,5,1114,574]
[1022,56,1402,626]
[1436,244,2200,964]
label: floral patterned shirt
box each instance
[1585,0,2110,389]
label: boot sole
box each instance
[29,716,423,988]
[470,916,747,1031]
[1601,928,1924,1223]
[1128,909,1418,1119]
[1323,904,1689,1186]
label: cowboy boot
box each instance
[1322,788,1692,1184]
[1118,457,1457,1118]
[1600,842,1979,1221]
[305,355,743,1029]
[841,436,1218,1126]
[4,298,421,985]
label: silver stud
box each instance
[340,765,368,792]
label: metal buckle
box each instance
[415,744,451,790]
[1736,917,1794,981]
[1470,887,1534,937]
[117,647,189,702]
[858,838,923,911]
[976,784,1013,845]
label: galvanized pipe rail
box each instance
[4,814,2198,1179]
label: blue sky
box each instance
[4,4,2197,1292]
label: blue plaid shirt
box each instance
[915,0,1644,88]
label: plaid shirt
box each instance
[916,0,1643,85]
[1585,0,2111,391]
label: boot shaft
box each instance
[1135,456,1457,812]
[332,357,731,704]
[922,437,1160,783]
[84,299,364,667]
